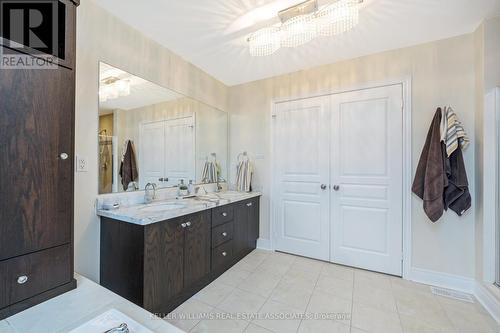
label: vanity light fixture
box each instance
[99,76,131,102]
[247,0,362,56]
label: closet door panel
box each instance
[139,121,165,189]
[0,59,73,260]
[330,84,403,276]
[164,116,195,186]
[273,96,330,261]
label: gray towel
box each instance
[236,160,253,192]
[202,161,218,183]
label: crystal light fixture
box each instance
[280,14,316,48]
[316,0,360,36]
[248,26,281,57]
[246,0,362,56]
[99,77,131,102]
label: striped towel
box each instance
[440,106,469,157]
[201,161,218,183]
[236,160,253,192]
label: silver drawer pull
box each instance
[246,202,253,207]
[222,232,228,237]
[186,221,192,227]
[222,252,227,257]
[222,212,228,217]
[181,223,187,228]
[17,275,28,284]
[59,153,69,160]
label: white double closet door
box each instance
[273,84,403,276]
[139,116,195,189]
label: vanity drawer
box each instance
[0,244,71,308]
[212,221,234,248]
[212,205,234,227]
[211,241,234,271]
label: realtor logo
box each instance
[0,0,60,68]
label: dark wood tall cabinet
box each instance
[0,0,78,320]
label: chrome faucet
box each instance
[144,183,157,204]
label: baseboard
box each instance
[407,267,475,293]
[256,238,272,251]
[475,282,500,324]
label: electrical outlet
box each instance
[76,155,88,172]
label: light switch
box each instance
[76,155,88,172]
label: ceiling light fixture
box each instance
[247,0,362,57]
[99,77,131,102]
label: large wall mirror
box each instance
[98,62,228,194]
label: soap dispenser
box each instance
[178,179,189,197]
[188,180,195,195]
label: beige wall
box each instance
[75,0,228,281]
[229,34,477,278]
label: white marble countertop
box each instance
[0,274,184,333]
[96,191,261,226]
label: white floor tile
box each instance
[306,291,352,325]
[315,275,354,301]
[353,284,397,312]
[191,314,249,333]
[167,299,213,332]
[321,264,354,282]
[215,267,253,286]
[218,288,267,315]
[269,279,314,311]
[238,272,282,298]
[297,319,350,333]
[351,303,403,333]
[193,281,235,307]
[399,314,456,333]
[244,323,275,333]
[252,300,303,333]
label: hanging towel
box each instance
[443,145,471,216]
[412,108,446,222]
[440,106,470,157]
[236,159,253,192]
[119,140,138,191]
[201,161,218,183]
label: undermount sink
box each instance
[140,202,186,212]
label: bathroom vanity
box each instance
[98,192,260,315]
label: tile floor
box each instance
[165,250,500,333]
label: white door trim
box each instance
[483,87,500,284]
[270,77,412,279]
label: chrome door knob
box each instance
[222,232,228,237]
[320,184,327,190]
[333,185,340,191]
[17,275,28,284]
[185,221,192,227]
[222,212,228,217]
[181,223,187,228]
[222,252,227,257]
[59,153,69,160]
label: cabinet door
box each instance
[0,51,74,260]
[143,218,184,313]
[233,202,249,256]
[247,198,260,249]
[183,211,211,288]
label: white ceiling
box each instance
[97,0,500,86]
[99,63,182,114]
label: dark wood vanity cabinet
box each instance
[0,0,78,320]
[100,196,260,315]
[101,210,212,315]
